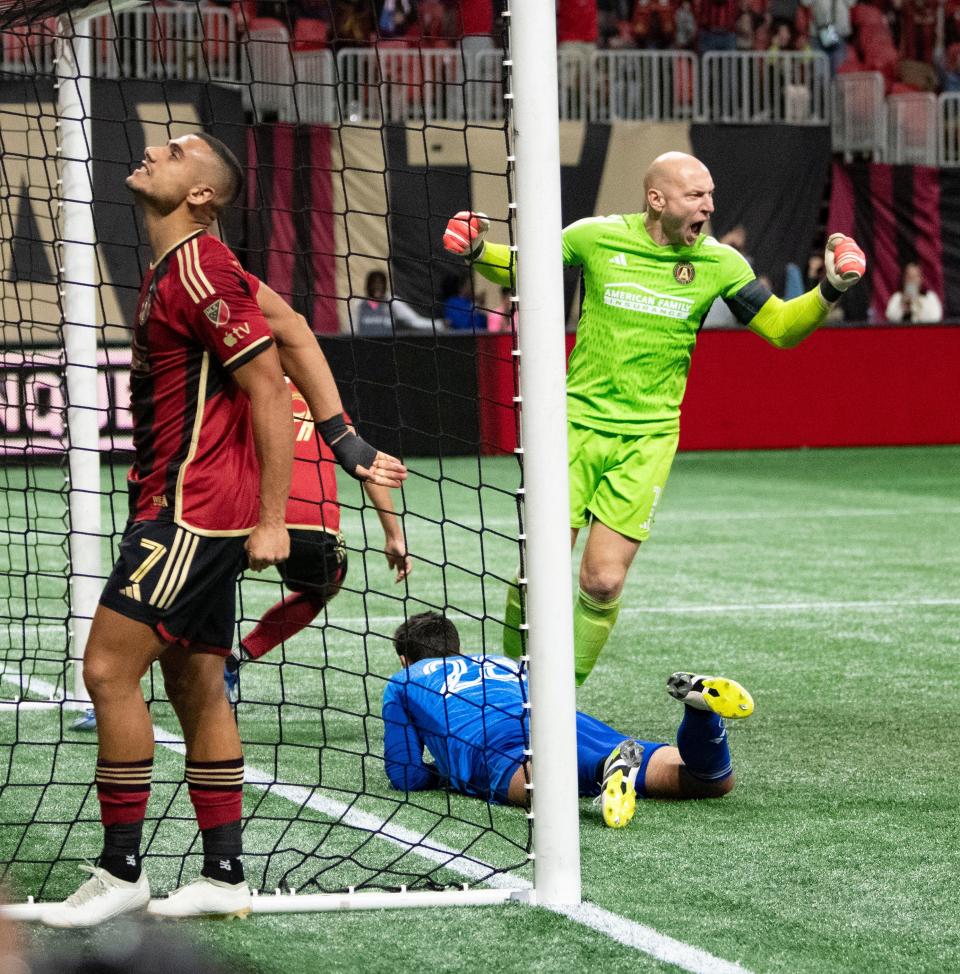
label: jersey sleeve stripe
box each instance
[223,335,273,372]
[190,238,216,297]
[175,250,203,305]
[178,241,214,304]
[187,240,215,300]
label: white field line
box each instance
[395,507,960,530]
[6,595,960,646]
[0,671,753,974]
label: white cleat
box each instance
[42,864,150,928]
[147,876,251,919]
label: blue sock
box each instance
[575,712,625,797]
[676,706,732,782]
[574,712,664,797]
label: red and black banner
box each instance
[828,161,960,322]
[245,125,338,334]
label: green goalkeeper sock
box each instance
[573,588,621,685]
[503,575,523,658]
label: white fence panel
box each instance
[1,19,57,74]
[557,48,588,121]
[88,4,237,81]
[468,48,504,121]
[242,24,293,121]
[336,47,465,123]
[290,49,336,123]
[701,50,829,124]
[590,51,698,122]
[938,92,960,166]
[832,72,886,160]
[888,92,937,165]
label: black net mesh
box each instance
[0,0,532,902]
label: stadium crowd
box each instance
[232,0,960,92]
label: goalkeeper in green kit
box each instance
[443,151,866,685]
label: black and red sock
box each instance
[96,757,152,881]
[186,757,245,884]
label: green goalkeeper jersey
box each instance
[561,213,754,435]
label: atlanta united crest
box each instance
[203,298,231,328]
[673,262,695,285]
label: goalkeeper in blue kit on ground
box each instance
[382,613,754,827]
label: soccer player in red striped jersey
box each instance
[223,278,412,702]
[44,132,402,927]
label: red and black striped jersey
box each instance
[128,230,274,535]
[238,275,341,533]
[286,379,341,534]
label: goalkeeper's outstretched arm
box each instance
[442,210,515,287]
[729,234,866,348]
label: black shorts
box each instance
[99,520,247,655]
[280,528,347,595]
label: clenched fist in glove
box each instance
[443,211,490,258]
[823,233,866,299]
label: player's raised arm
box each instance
[443,209,594,288]
[443,210,514,287]
[729,233,866,349]
[252,278,407,488]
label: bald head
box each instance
[642,152,715,248]
[643,152,711,197]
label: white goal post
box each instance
[508,0,582,907]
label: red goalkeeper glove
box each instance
[824,233,866,294]
[443,211,489,258]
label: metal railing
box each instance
[1,18,57,73]
[701,50,830,124]
[832,72,887,160]
[241,23,293,120]
[939,93,960,166]
[290,49,337,124]
[1,5,237,80]
[888,92,937,165]
[590,51,698,122]
[9,11,960,161]
[336,46,466,123]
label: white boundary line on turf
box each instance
[7,595,960,643]
[403,508,960,530]
[0,671,753,974]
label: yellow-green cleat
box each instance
[666,672,754,720]
[597,740,644,828]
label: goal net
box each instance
[0,0,578,911]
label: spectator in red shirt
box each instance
[898,0,936,64]
[558,0,599,57]
[456,0,497,64]
[696,0,739,52]
[633,0,677,49]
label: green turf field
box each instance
[4,446,959,973]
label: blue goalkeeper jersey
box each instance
[381,654,529,801]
